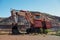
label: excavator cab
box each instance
[34,14,42,28]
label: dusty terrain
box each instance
[0,35,60,40]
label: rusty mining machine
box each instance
[11,10,51,34]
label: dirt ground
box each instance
[0,34,60,40]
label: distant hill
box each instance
[0,16,13,25]
[0,11,60,27]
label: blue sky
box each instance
[0,0,60,17]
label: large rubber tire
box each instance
[26,27,36,34]
[26,28,31,34]
[12,26,21,35]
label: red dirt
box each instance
[0,35,60,40]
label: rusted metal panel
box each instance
[34,20,42,28]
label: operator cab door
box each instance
[34,20,42,28]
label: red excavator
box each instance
[11,10,51,34]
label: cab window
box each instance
[35,15,40,19]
